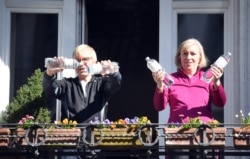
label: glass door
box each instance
[159,1,233,158]
[10,13,58,98]
[177,13,224,122]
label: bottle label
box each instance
[147,61,162,72]
[108,62,119,74]
[64,59,75,69]
[214,57,228,68]
[202,69,214,83]
[45,58,60,68]
[88,64,103,75]
[88,62,119,75]
[164,73,174,87]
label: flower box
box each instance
[233,127,250,147]
[84,128,151,147]
[0,128,11,147]
[16,128,81,147]
[165,127,226,148]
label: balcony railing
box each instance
[0,123,250,158]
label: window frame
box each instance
[159,1,234,157]
[0,0,80,113]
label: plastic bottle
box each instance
[202,52,232,83]
[145,56,174,87]
[88,62,120,75]
[44,57,81,69]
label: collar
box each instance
[178,67,201,77]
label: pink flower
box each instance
[21,117,26,122]
[182,117,190,124]
[26,115,34,120]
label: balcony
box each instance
[0,123,250,158]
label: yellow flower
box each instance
[72,120,77,126]
[69,120,73,125]
[55,118,77,129]
[207,119,220,128]
[62,118,68,125]
[110,123,116,129]
[141,116,148,123]
[54,121,62,125]
[117,119,124,124]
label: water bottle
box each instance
[145,56,174,87]
[202,52,232,83]
[88,62,120,75]
[44,58,81,69]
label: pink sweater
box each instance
[153,68,226,124]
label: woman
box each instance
[153,38,226,123]
[152,38,226,159]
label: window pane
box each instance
[10,13,58,99]
[178,14,224,122]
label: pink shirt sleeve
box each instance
[153,87,169,111]
[210,83,227,107]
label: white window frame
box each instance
[0,0,80,112]
[159,1,234,158]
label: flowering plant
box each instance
[18,114,36,129]
[235,110,250,128]
[18,115,77,129]
[168,113,220,129]
[54,118,78,129]
[90,116,151,130]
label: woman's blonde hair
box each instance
[72,44,97,62]
[175,38,208,69]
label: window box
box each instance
[165,127,226,148]
[83,127,152,147]
[233,127,250,147]
[0,128,11,147]
[16,128,81,147]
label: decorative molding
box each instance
[173,1,229,9]
[5,0,63,8]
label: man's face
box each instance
[74,51,96,77]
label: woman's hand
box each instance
[211,65,223,88]
[152,70,165,92]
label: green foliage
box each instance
[0,111,7,123]
[182,117,203,129]
[5,69,51,124]
[168,117,220,129]
[235,110,250,128]
[35,107,51,124]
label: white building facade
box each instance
[0,0,249,158]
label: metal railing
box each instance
[0,123,249,158]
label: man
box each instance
[42,44,122,158]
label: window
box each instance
[10,13,58,98]
[177,13,224,122]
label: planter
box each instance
[233,127,250,148]
[165,127,226,148]
[16,128,81,147]
[0,128,11,147]
[83,127,151,147]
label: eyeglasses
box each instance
[78,57,92,62]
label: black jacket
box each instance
[42,72,122,123]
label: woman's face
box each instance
[180,44,200,74]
